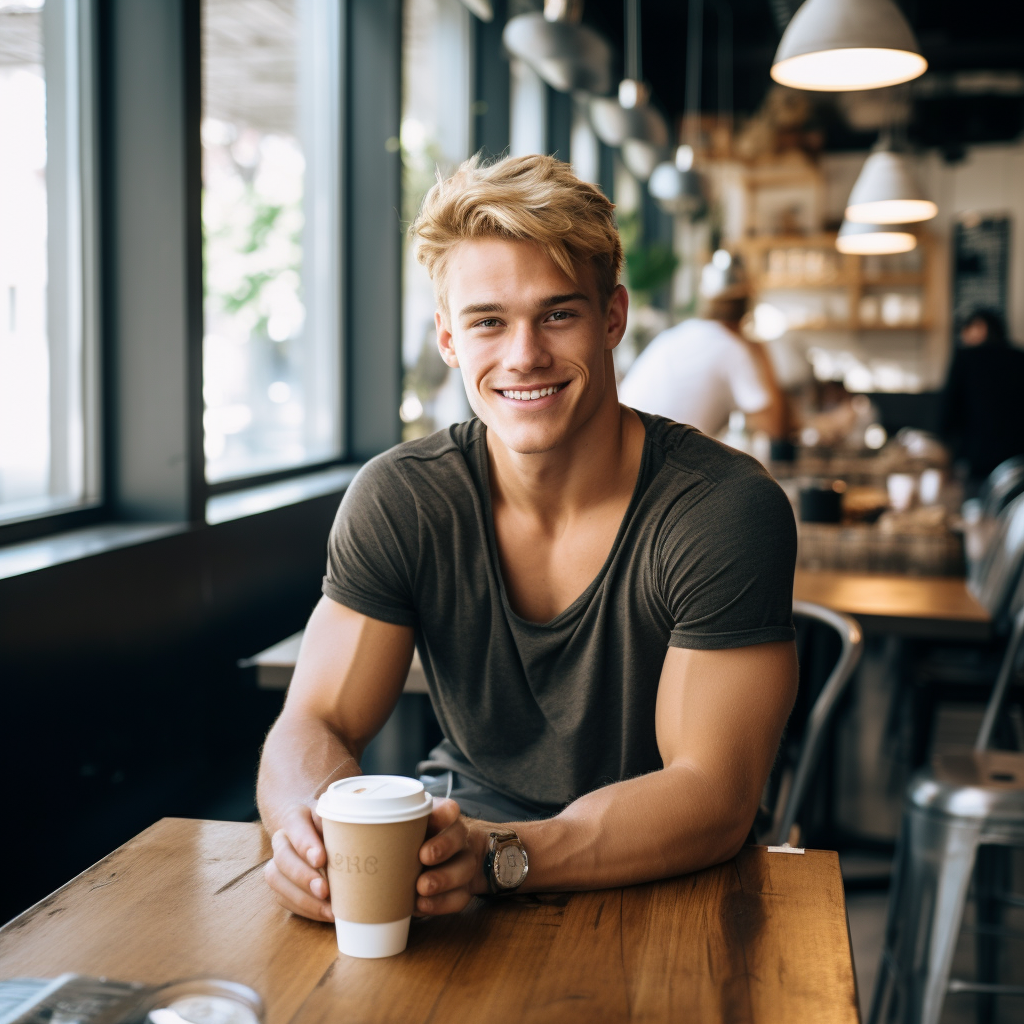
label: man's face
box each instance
[436,237,627,455]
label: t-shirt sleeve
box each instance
[658,463,797,650]
[726,340,770,415]
[321,454,419,627]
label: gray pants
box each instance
[419,770,555,823]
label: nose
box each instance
[502,319,553,375]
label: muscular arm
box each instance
[417,640,797,910]
[261,599,797,918]
[257,596,416,920]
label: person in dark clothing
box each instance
[940,309,1024,487]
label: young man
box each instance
[257,155,798,922]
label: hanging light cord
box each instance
[716,0,732,135]
[625,0,642,82]
[684,0,703,146]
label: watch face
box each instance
[494,842,527,888]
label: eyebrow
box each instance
[457,293,591,320]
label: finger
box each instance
[264,858,334,921]
[420,814,469,866]
[417,848,478,897]
[283,809,327,869]
[424,798,462,839]
[416,886,473,916]
[272,829,330,901]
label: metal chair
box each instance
[868,573,1024,1024]
[903,492,1024,769]
[766,600,864,846]
[970,492,1024,629]
[982,455,1024,520]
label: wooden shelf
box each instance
[861,273,927,287]
[740,231,937,338]
[760,274,852,290]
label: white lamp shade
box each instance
[503,14,612,94]
[836,219,917,255]
[771,0,927,92]
[846,150,937,224]
[589,96,669,148]
[649,162,706,214]
[458,0,493,20]
[621,140,664,182]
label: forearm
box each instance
[513,761,752,893]
[256,711,363,835]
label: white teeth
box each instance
[501,384,562,401]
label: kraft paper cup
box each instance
[316,775,433,958]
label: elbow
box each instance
[713,809,755,865]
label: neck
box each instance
[485,356,643,527]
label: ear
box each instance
[436,310,459,368]
[604,284,629,351]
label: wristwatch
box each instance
[483,829,529,894]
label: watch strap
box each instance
[485,829,526,895]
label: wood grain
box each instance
[0,819,337,1024]
[293,848,859,1024]
[0,821,859,1024]
[794,569,990,640]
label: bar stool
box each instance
[868,576,1024,1024]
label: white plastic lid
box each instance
[316,775,433,824]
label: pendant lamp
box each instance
[771,0,927,92]
[622,139,667,181]
[845,150,937,224]
[589,99,669,149]
[588,0,669,158]
[458,0,493,20]
[836,219,917,255]
[502,1,613,95]
[647,0,707,214]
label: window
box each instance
[400,0,472,441]
[201,0,342,484]
[0,0,99,525]
[509,57,546,158]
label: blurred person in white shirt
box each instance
[619,253,787,439]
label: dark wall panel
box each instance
[346,0,403,460]
[0,494,343,924]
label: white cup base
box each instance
[334,916,412,958]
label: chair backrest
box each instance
[983,455,1024,519]
[771,601,864,846]
[975,570,1024,752]
[969,491,1024,623]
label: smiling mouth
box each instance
[497,383,567,402]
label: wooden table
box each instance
[0,819,859,1024]
[794,569,991,641]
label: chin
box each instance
[491,421,565,455]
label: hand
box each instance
[415,798,490,915]
[263,804,335,923]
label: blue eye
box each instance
[548,310,573,321]
[477,318,501,328]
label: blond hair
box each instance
[411,153,623,316]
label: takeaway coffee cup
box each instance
[316,775,433,958]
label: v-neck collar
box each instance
[470,415,653,631]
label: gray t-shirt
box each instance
[323,411,796,813]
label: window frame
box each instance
[0,0,104,544]
[0,0,460,550]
